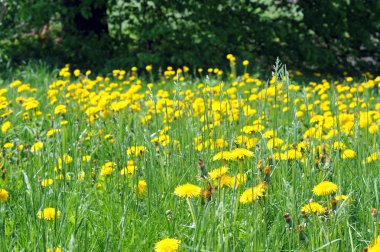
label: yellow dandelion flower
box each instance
[0,188,9,202]
[41,179,53,187]
[37,208,61,220]
[213,175,234,188]
[3,142,13,149]
[120,165,137,175]
[100,161,116,176]
[367,235,380,252]
[134,180,147,195]
[212,151,233,161]
[239,183,266,204]
[232,173,247,187]
[312,181,338,196]
[154,238,181,252]
[1,121,11,133]
[333,195,352,204]
[208,166,229,179]
[46,247,62,252]
[342,149,356,159]
[230,148,254,160]
[127,146,146,157]
[174,183,202,198]
[31,141,43,153]
[47,129,61,137]
[54,104,67,115]
[301,202,325,214]
[283,149,303,160]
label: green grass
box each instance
[0,61,379,251]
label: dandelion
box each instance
[47,129,60,137]
[127,146,146,157]
[1,121,11,133]
[366,235,380,252]
[208,166,228,179]
[312,181,338,196]
[37,208,61,220]
[31,141,43,153]
[283,149,303,160]
[100,162,116,176]
[0,188,9,202]
[41,179,53,187]
[239,183,266,204]
[3,142,13,149]
[134,180,147,195]
[46,247,62,252]
[230,148,254,160]
[154,238,181,252]
[342,149,356,159]
[301,202,325,214]
[212,151,233,161]
[54,105,67,115]
[174,183,202,198]
[120,165,137,175]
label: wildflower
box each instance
[120,165,137,175]
[212,151,233,161]
[0,188,9,202]
[41,179,53,187]
[1,121,11,133]
[46,247,62,252]
[100,162,116,176]
[366,235,380,252]
[127,146,146,157]
[208,167,228,179]
[230,148,254,160]
[267,138,284,149]
[3,142,13,149]
[333,195,352,204]
[283,149,303,160]
[312,181,338,196]
[54,104,67,115]
[243,60,249,66]
[232,173,247,187]
[134,180,147,195]
[174,183,202,198]
[239,183,266,204]
[214,175,234,188]
[37,208,61,220]
[146,65,152,71]
[58,154,73,165]
[47,129,60,137]
[82,155,91,162]
[154,238,181,252]
[342,149,356,159]
[301,202,325,214]
[31,141,43,153]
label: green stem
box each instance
[186,198,197,228]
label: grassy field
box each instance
[0,58,380,251]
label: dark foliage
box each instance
[0,0,379,74]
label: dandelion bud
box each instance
[198,158,208,179]
[283,213,293,229]
[264,166,271,183]
[371,208,378,218]
[298,225,307,241]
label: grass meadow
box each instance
[0,58,380,251]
